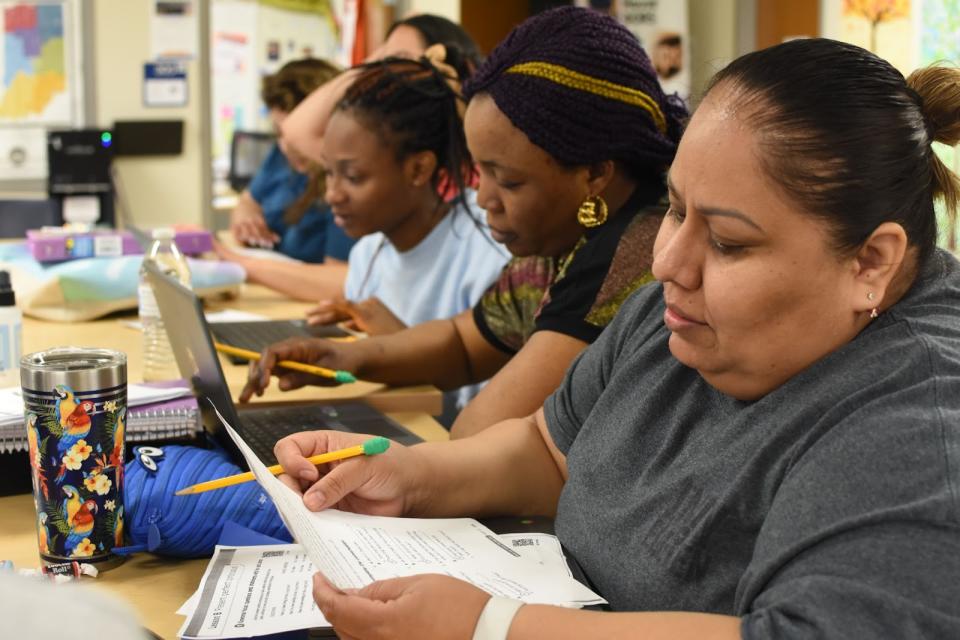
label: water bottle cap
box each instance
[0,270,14,306]
[151,227,176,240]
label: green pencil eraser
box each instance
[334,371,357,384]
[362,437,390,456]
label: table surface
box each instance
[22,282,443,418]
[11,282,448,638]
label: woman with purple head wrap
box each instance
[244,7,685,437]
[245,7,684,431]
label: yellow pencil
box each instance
[213,342,356,383]
[175,436,391,495]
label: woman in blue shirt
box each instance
[220,58,355,300]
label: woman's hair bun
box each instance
[907,64,960,147]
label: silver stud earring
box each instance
[870,308,879,319]
[867,292,876,301]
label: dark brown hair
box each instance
[706,38,960,265]
[261,58,341,226]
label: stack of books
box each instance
[0,379,202,452]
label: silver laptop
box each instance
[144,261,422,467]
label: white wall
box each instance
[688,0,739,102]
[92,0,209,229]
[405,0,460,22]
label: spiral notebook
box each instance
[0,380,203,452]
[126,380,203,443]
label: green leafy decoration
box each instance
[95,509,117,544]
[44,504,70,536]
[40,411,62,438]
[99,409,118,454]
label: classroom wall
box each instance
[688,0,739,102]
[407,0,460,22]
[91,0,210,230]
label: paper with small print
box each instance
[179,544,330,639]
[209,402,605,606]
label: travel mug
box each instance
[21,347,127,570]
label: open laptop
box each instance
[144,261,422,467]
[209,319,353,364]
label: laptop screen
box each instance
[144,261,245,437]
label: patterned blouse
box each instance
[474,182,665,353]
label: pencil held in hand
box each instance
[175,436,391,496]
[213,342,357,383]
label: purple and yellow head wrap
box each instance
[463,6,686,176]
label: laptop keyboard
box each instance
[235,403,421,465]
[211,321,350,363]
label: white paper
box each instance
[123,308,270,331]
[151,0,198,60]
[174,532,587,621]
[204,309,270,323]
[211,403,606,607]
[178,544,330,639]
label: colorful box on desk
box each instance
[26,228,213,262]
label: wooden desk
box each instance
[1,411,444,638]
[21,282,443,417]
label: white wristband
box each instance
[472,596,525,640]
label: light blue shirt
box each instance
[344,190,508,327]
[344,190,509,415]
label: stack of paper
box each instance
[176,405,606,639]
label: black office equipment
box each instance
[112,120,184,156]
[145,261,421,467]
[46,128,115,226]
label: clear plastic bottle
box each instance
[138,228,191,382]
[0,271,21,388]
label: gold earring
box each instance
[577,196,608,228]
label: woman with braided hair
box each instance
[242,7,686,433]
[309,54,508,337]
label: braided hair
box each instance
[463,6,686,180]
[335,54,473,213]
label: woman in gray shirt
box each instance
[274,37,960,640]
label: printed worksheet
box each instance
[212,403,604,605]
[179,544,329,639]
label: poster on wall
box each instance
[821,0,917,73]
[611,0,690,102]
[151,0,198,60]
[0,1,74,124]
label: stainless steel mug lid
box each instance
[20,347,127,390]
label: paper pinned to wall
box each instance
[151,0,198,60]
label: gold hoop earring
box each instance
[577,196,608,228]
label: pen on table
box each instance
[213,342,356,383]
[175,436,391,496]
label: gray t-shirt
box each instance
[545,248,960,638]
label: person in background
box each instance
[281,14,482,167]
[275,37,960,639]
[217,58,354,301]
[242,8,686,437]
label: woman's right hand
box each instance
[238,337,363,402]
[274,430,422,516]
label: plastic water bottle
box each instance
[0,271,21,388]
[138,228,191,382]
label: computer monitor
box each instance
[228,130,275,192]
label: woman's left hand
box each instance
[313,573,490,640]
